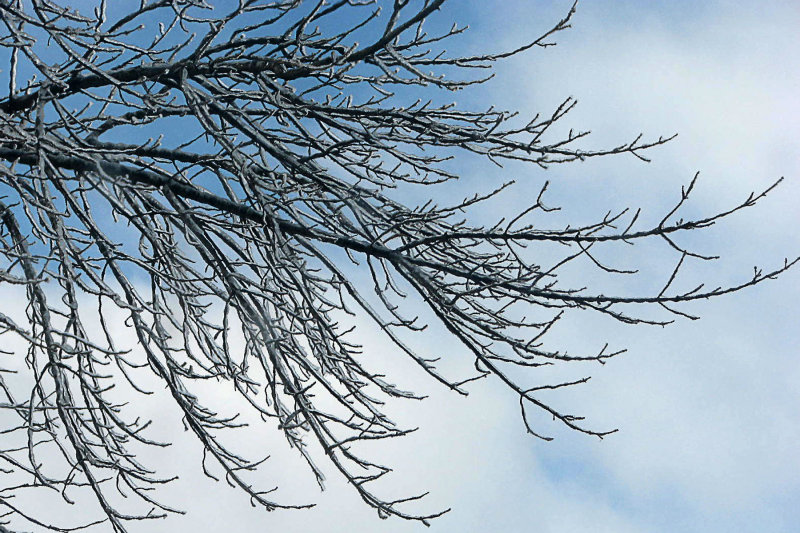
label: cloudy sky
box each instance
[3,1,799,532]
[160,2,799,532]
[247,2,797,531]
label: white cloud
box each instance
[476,1,800,531]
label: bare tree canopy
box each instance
[0,1,795,531]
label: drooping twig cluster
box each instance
[0,1,793,531]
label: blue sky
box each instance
[2,2,798,532]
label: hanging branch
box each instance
[0,1,794,531]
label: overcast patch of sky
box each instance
[3,2,798,532]
[455,2,800,532]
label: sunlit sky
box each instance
[4,2,800,532]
